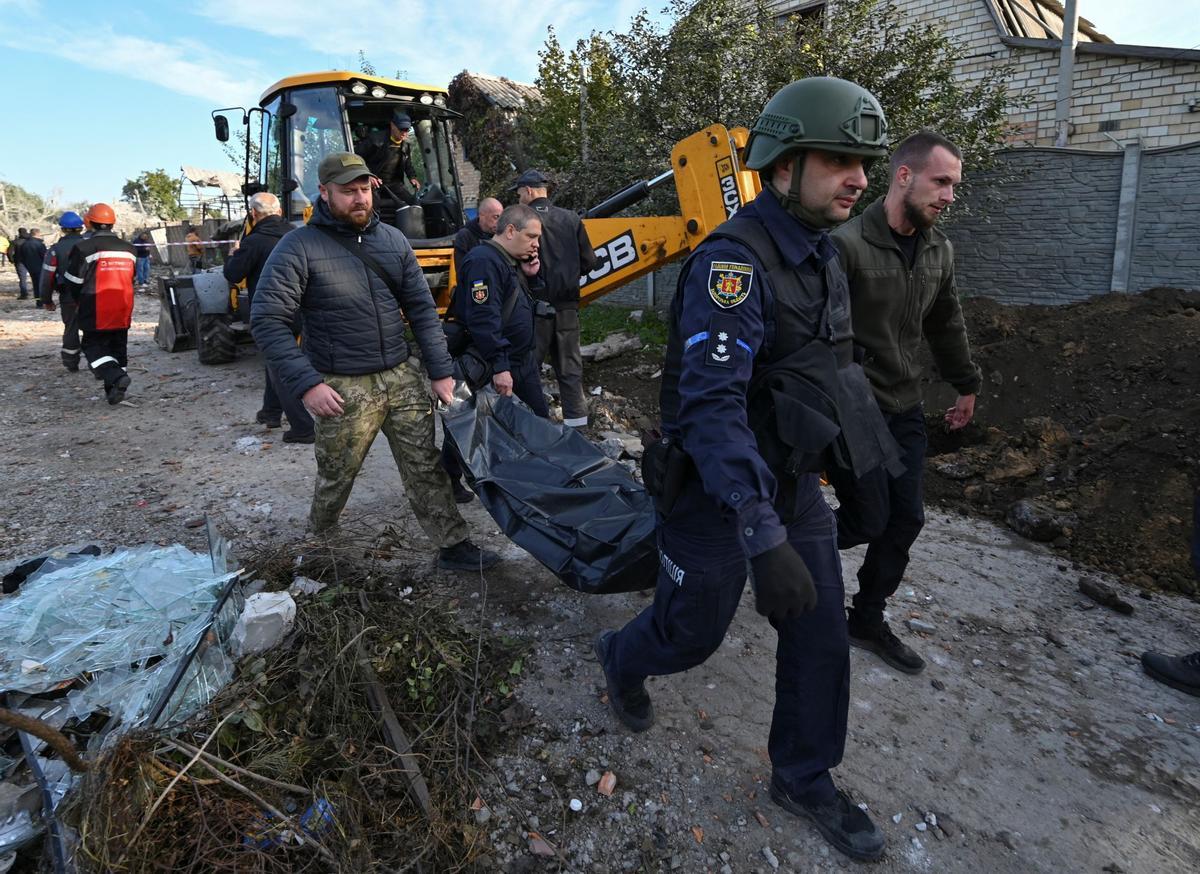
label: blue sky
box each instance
[0,0,1197,205]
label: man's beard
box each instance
[329,199,372,230]
[902,192,936,231]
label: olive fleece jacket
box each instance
[831,197,981,414]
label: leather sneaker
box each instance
[594,631,655,732]
[282,430,315,444]
[437,539,501,571]
[848,616,925,674]
[770,778,885,862]
[1141,650,1200,697]
[451,481,475,504]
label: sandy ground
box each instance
[1,272,1197,873]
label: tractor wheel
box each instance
[195,311,237,365]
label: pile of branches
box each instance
[67,533,526,872]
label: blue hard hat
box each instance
[59,211,84,229]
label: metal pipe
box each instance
[585,170,674,219]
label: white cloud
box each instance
[0,23,264,106]
[195,0,638,86]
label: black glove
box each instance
[749,542,818,621]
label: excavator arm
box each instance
[577,124,760,305]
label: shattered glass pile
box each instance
[0,544,242,734]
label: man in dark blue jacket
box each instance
[251,151,498,571]
[224,192,313,443]
[441,204,547,496]
[20,229,47,307]
[594,78,897,862]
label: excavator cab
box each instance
[248,72,466,240]
[209,71,466,310]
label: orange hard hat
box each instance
[85,202,117,226]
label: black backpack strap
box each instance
[311,224,405,302]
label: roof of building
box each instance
[993,0,1111,43]
[456,71,541,110]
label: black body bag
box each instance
[440,389,658,594]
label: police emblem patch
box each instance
[471,280,489,303]
[708,261,753,308]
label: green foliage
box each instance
[580,304,669,349]
[448,72,531,199]
[0,179,51,234]
[122,169,186,220]
[523,0,1014,213]
[358,49,376,76]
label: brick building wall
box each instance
[765,0,1200,150]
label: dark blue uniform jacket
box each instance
[453,240,535,376]
[667,190,839,559]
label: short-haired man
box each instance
[39,211,87,370]
[441,204,546,498]
[224,192,313,443]
[133,231,153,288]
[64,204,137,404]
[9,228,31,298]
[251,151,498,570]
[514,169,597,429]
[20,229,46,308]
[453,197,503,274]
[828,130,982,674]
[594,78,900,862]
[356,110,421,205]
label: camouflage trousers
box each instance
[310,360,469,546]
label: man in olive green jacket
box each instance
[829,130,981,675]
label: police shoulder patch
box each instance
[471,280,489,303]
[708,261,754,308]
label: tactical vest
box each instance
[660,214,902,485]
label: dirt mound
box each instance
[921,287,1200,594]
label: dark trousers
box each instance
[81,329,129,389]
[534,306,588,426]
[603,476,848,805]
[60,297,81,367]
[261,365,314,436]
[15,263,30,296]
[1192,488,1200,581]
[442,355,548,482]
[829,405,927,625]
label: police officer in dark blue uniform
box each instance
[442,203,550,493]
[594,78,902,863]
[452,202,548,412]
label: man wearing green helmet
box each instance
[594,77,903,863]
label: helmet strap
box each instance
[771,152,836,230]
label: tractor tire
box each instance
[195,311,237,365]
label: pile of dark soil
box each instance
[920,287,1200,594]
[584,287,1200,595]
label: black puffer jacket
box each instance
[223,214,290,297]
[251,199,454,401]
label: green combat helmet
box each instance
[744,76,889,170]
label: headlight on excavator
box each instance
[350,81,368,95]
[433,96,445,107]
[370,85,387,98]
[419,93,434,105]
